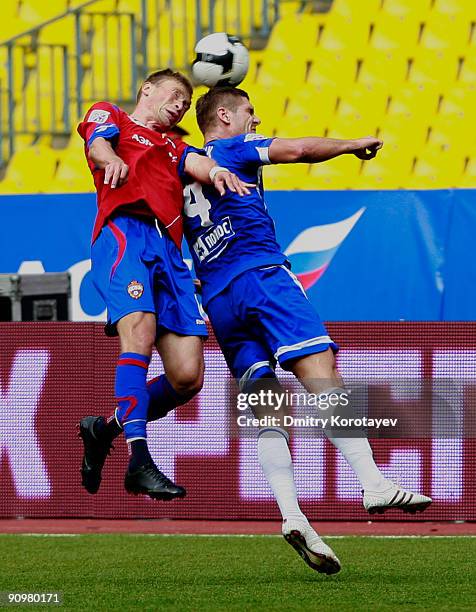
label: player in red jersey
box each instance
[77,69,251,500]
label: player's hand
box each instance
[352,137,383,160]
[104,157,129,188]
[212,170,255,196]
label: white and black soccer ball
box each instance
[192,32,249,88]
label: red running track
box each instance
[0,519,474,536]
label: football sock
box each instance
[114,352,151,457]
[146,374,194,422]
[322,387,388,492]
[257,428,307,522]
[95,413,122,441]
[128,439,152,471]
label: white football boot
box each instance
[282,518,341,575]
[363,481,432,515]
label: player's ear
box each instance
[216,106,231,125]
[141,81,152,97]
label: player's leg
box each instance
[146,225,207,421]
[207,285,340,574]
[151,332,205,420]
[79,216,185,499]
[253,265,431,514]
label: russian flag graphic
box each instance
[284,208,365,290]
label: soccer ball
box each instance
[191,32,249,88]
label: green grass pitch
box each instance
[0,535,475,611]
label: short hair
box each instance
[136,69,193,103]
[195,86,249,133]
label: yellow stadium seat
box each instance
[357,54,409,89]
[329,0,382,21]
[326,115,380,140]
[438,86,475,118]
[387,83,440,120]
[356,153,414,189]
[382,0,433,19]
[285,87,337,137]
[307,49,356,91]
[308,154,361,190]
[266,15,323,59]
[335,86,389,125]
[460,156,476,187]
[427,116,469,155]
[0,145,59,194]
[406,149,466,188]
[19,0,66,25]
[409,50,459,87]
[256,51,307,89]
[432,0,476,19]
[458,54,476,87]
[263,162,315,190]
[379,116,429,154]
[317,12,371,57]
[50,146,95,193]
[368,13,421,55]
[420,13,473,55]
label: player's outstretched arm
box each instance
[88,137,129,188]
[268,136,383,165]
[184,152,253,196]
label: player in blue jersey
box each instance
[183,87,432,574]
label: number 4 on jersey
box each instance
[184,183,213,227]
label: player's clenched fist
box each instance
[352,137,383,160]
[104,157,129,189]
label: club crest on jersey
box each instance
[88,109,110,124]
[127,280,144,299]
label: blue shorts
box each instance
[91,214,207,337]
[206,264,337,383]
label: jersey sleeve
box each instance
[178,144,208,184]
[77,102,121,149]
[234,133,275,166]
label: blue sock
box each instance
[115,352,150,447]
[146,375,195,422]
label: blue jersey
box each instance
[183,133,288,306]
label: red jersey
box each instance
[77,102,190,247]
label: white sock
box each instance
[318,387,388,491]
[257,428,307,522]
[327,436,388,491]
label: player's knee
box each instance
[169,361,204,397]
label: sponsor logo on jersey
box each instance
[192,217,235,262]
[132,133,154,147]
[88,109,111,124]
[127,280,144,299]
[285,208,365,290]
[244,133,267,141]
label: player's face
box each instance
[147,79,191,130]
[231,98,261,135]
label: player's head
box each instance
[135,69,193,130]
[196,86,260,138]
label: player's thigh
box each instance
[156,332,204,392]
[243,266,338,371]
[153,233,208,339]
[207,289,274,386]
[91,217,156,326]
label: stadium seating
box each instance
[0,0,474,191]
